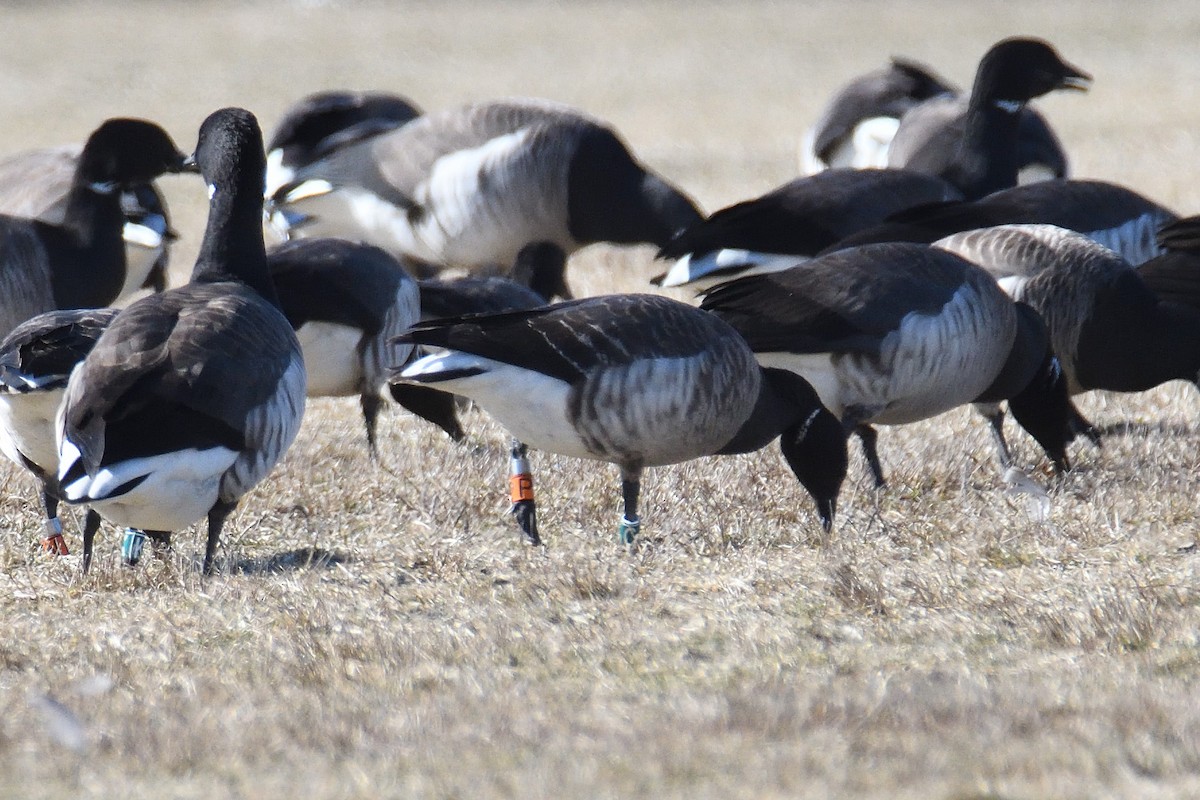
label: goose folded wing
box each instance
[702,249,969,355]
[0,308,119,387]
[62,289,297,473]
[268,241,404,333]
[399,295,719,384]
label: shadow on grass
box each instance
[1092,420,1195,439]
[229,547,349,575]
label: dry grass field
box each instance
[2,1,1200,797]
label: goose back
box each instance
[700,243,1017,424]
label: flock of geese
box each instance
[1,35,1198,573]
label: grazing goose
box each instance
[0,308,117,555]
[801,56,1069,184]
[699,243,1074,487]
[654,168,962,290]
[393,293,848,543]
[886,37,1090,200]
[0,144,176,299]
[266,98,702,296]
[826,179,1178,266]
[265,89,422,200]
[935,224,1200,428]
[57,107,307,575]
[267,237,418,456]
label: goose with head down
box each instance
[700,242,1075,487]
[393,293,848,545]
[267,98,702,300]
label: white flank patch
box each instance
[399,351,588,458]
[120,222,165,300]
[659,250,807,290]
[755,351,847,419]
[1017,163,1058,184]
[0,389,64,475]
[60,446,239,531]
[263,149,295,199]
[995,274,1029,299]
[296,322,364,397]
[410,128,573,267]
[272,183,411,256]
[847,116,901,169]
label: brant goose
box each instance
[0,308,116,555]
[0,144,176,299]
[393,293,847,543]
[0,119,189,337]
[57,108,307,574]
[653,168,962,290]
[935,224,1200,416]
[886,37,1090,199]
[801,56,1069,184]
[699,243,1073,486]
[268,237,418,456]
[264,89,422,200]
[826,179,1178,266]
[266,98,702,298]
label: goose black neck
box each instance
[43,183,127,308]
[193,182,278,306]
[717,368,822,455]
[952,98,1023,200]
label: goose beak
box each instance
[1058,64,1092,92]
[180,154,200,174]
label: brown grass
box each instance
[2,1,1200,798]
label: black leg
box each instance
[361,390,382,458]
[388,384,465,441]
[618,466,642,544]
[204,501,236,576]
[508,441,541,545]
[81,510,101,575]
[855,425,887,488]
[40,487,69,555]
[976,402,1013,470]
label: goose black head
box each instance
[76,118,190,190]
[974,37,1092,106]
[192,107,267,199]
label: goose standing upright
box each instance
[700,243,1075,487]
[0,308,117,555]
[0,143,177,299]
[57,108,307,574]
[887,37,1090,199]
[267,98,702,298]
[800,55,1069,183]
[0,118,190,337]
[393,294,848,544]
